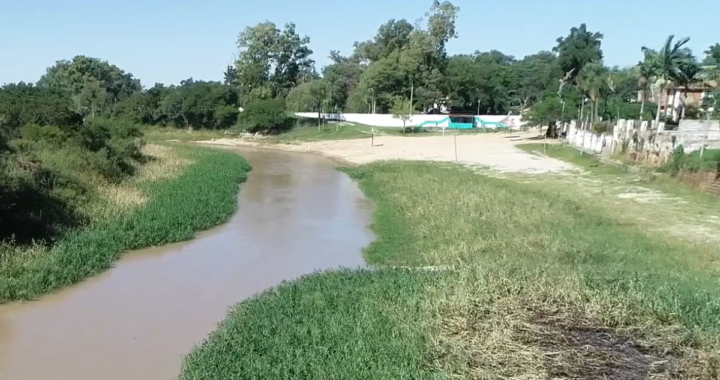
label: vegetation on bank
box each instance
[180,161,719,379]
[517,143,720,203]
[0,145,250,302]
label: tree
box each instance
[0,83,81,129]
[391,97,414,133]
[350,1,459,114]
[308,80,330,132]
[235,22,314,99]
[73,79,109,118]
[641,35,695,122]
[223,65,239,86]
[322,52,365,110]
[512,52,562,112]
[524,96,576,138]
[577,62,607,123]
[703,43,720,65]
[238,99,292,134]
[352,19,415,63]
[553,24,603,82]
[38,55,141,108]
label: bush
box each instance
[662,144,720,175]
[238,99,293,134]
[591,121,611,134]
[214,105,239,129]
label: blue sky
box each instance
[1,0,718,86]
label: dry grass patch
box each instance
[137,144,192,182]
[85,144,192,219]
[432,269,720,380]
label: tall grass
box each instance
[0,145,250,302]
[179,161,719,379]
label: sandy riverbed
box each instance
[196,132,576,174]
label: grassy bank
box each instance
[516,143,720,246]
[0,145,250,302]
[180,161,719,379]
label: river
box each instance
[0,147,373,380]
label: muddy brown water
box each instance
[0,147,373,380]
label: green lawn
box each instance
[0,145,250,302]
[179,161,719,380]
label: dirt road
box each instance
[198,132,576,174]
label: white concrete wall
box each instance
[294,112,523,128]
[677,119,720,153]
[566,121,609,154]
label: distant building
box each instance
[638,84,714,120]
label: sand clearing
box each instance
[198,132,576,174]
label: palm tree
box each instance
[641,35,694,123]
[636,59,655,120]
[577,62,606,124]
[676,60,703,119]
[699,62,719,119]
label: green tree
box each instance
[235,22,314,99]
[350,1,459,113]
[322,51,365,110]
[38,55,141,107]
[238,99,292,134]
[703,43,720,65]
[352,19,415,63]
[524,96,576,137]
[512,51,561,112]
[391,97,415,133]
[641,35,695,122]
[577,62,607,123]
[0,83,81,129]
[73,79,109,118]
[553,24,603,82]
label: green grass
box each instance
[180,269,443,380]
[0,145,250,302]
[179,161,719,379]
[517,143,720,221]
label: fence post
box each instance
[454,135,458,162]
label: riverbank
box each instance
[180,160,719,379]
[0,144,250,303]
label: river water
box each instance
[0,147,373,380]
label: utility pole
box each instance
[701,98,715,159]
[371,88,375,114]
[409,80,414,116]
[477,100,480,115]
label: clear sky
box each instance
[1,0,718,86]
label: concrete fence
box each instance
[564,119,720,166]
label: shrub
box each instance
[214,105,240,129]
[238,99,293,134]
[662,144,720,175]
[591,121,611,134]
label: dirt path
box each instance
[197,132,575,174]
